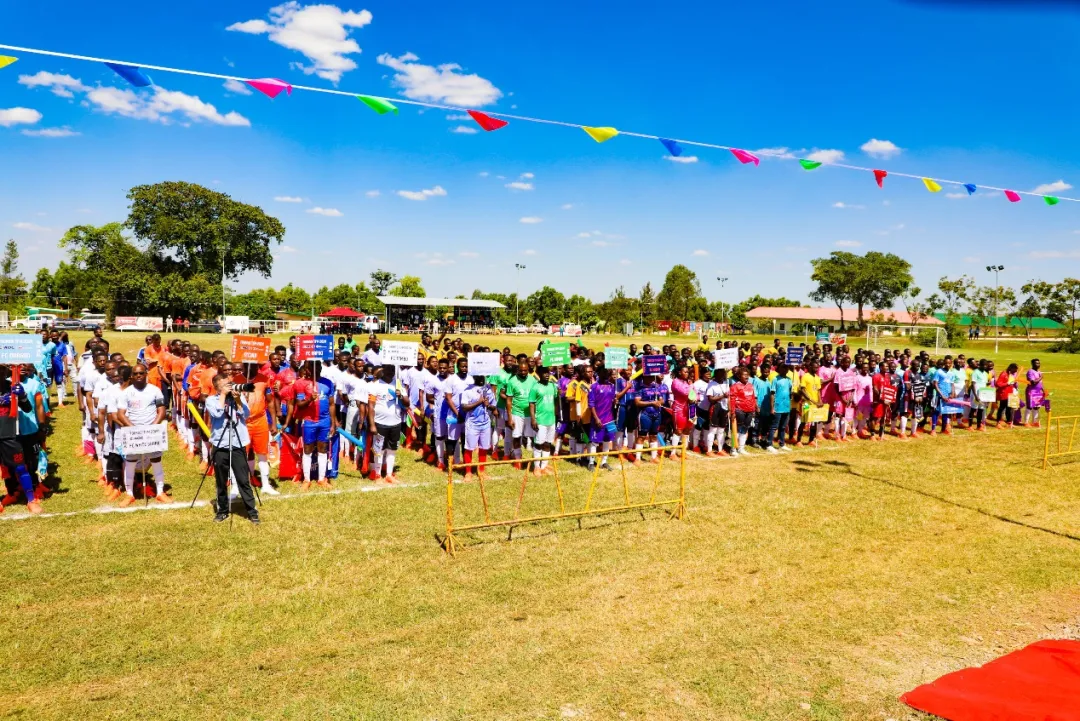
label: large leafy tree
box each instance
[656,265,703,323]
[523,285,566,325]
[0,240,27,314]
[125,181,284,282]
[810,252,856,329]
[810,251,912,328]
[370,270,398,296]
[389,275,425,298]
[639,282,656,326]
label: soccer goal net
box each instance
[866,325,949,354]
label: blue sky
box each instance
[2,0,1080,307]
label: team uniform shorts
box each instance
[511,414,536,439]
[302,419,331,445]
[495,409,509,435]
[589,422,617,444]
[638,412,660,436]
[247,419,269,455]
[464,423,491,451]
[373,422,401,452]
[735,410,755,434]
[534,423,556,445]
[447,416,464,441]
[434,410,449,440]
[709,404,728,429]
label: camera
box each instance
[233,383,257,393]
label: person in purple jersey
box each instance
[587,368,618,470]
[554,365,573,457]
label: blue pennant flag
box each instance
[659,138,683,157]
[105,63,152,88]
[964,183,977,195]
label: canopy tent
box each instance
[377,296,507,332]
[322,306,363,318]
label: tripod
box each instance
[190,394,261,527]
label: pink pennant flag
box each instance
[730,148,760,166]
[246,78,293,99]
[1004,190,1021,203]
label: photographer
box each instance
[204,373,259,525]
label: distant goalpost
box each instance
[866,324,949,354]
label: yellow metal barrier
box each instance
[442,440,688,555]
[1043,413,1080,469]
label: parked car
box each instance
[527,323,547,334]
[79,319,104,331]
[189,320,222,333]
[509,325,528,334]
[52,318,83,330]
[12,314,58,330]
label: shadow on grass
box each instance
[797,459,1080,543]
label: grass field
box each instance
[1,331,1078,720]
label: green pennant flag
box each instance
[799,159,823,170]
[358,95,398,115]
[1044,196,1060,206]
[577,337,585,347]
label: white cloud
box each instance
[227,2,373,83]
[1033,180,1071,195]
[307,207,343,216]
[478,171,489,177]
[860,138,901,159]
[223,78,254,96]
[445,113,471,120]
[85,86,250,126]
[591,240,616,247]
[12,222,51,232]
[427,257,455,266]
[365,190,380,197]
[691,249,709,257]
[21,127,79,138]
[1030,249,1080,259]
[396,185,447,201]
[752,147,796,159]
[832,202,865,209]
[450,125,477,134]
[505,181,533,191]
[274,196,304,203]
[280,245,299,252]
[0,107,42,128]
[805,148,845,164]
[561,203,575,210]
[945,192,968,199]
[17,71,88,98]
[619,259,631,265]
[576,232,591,238]
[519,216,543,224]
[835,240,862,248]
[458,251,479,258]
[523,249,538,255]
[962,256,980,263]
[520,172,534,179]
[664,155,699,164]
[376,52,502,106]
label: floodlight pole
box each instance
[716,276,728,338]
[515,263,526,325]
[986,264,1004,353]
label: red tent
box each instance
[322,307,362,318]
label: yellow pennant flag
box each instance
[187,402,212,439]
[922,177,943,193]
[0,56,17,70]
[582,126,619,143]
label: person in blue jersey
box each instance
[634,375,666,463]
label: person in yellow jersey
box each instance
[796,359,824,447]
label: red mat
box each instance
[901,639,1080,720]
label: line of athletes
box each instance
[70,332,1051,503]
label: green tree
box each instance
[523,286,566,325]
[565,294,597,328]
[810,251,912,328]
[389,275,426,298]
[60,223,158,319]
[370,270,398,296]
[597,286,640,331]
[639,282,656,327]
[656,265,702,323]
[125,181,284,282]
[809,252,856,329]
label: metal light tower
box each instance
[515,263,526,325]
[986,265,1004,353]
[716,276,728,338]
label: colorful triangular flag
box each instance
[799,159,822,170]
[357,95,398,114]
[964,183,977,195]
[467,109,508,131]
[922,178,942,192]
[105,63,152,88]
[0,56,17,70]
[246,78,292,99]
[582,126,618,143]
[1044,196,1059,206]
[659,138,683,157]
[873,169,888,188]
[1004,190,1021,203]
[730,148,760,166]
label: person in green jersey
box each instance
[502,360,537,467]
[529,366,559,476]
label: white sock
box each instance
[385,450,396,477]
[650,440,658,460]
[601,441,611,465]
[900,417,908,434]
[202,441,211,461]
[302,453,312,482]
[738,432,748,449]
[317,452,328,481]
[436,439,446,464]
[634,443,643,461]
[715,429,726,450]
[123,462,137,496]
[553,438,562,455]
[588,442,597,460]
[258,456,270,486]
[151,461,165,496]
[671,435,681,453]
[705,429,716,452]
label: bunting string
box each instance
[1,42,1074,205]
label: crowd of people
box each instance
[0,327,1051,520]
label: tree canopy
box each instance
[656,265,703,323]
[810,251,913,328]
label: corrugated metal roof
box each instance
[376,296,506,309]
[933,314,1065,329]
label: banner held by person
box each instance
[643,354,667,376]
[382,340,419,366]
[605,347,629,370]
[714,348,739,370]
[295,334,334,362]
[0,336,43,365]
[541,342,571,367]
[231,335,272,364]
[467,352,501,376]
[119,425,168,455]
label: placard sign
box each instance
[838,373,856,392]
[815,332,830,343]
[381,340,418,366]
[295,335,335,362]
[119,424,168,456]
[977,387,996,404]
[829,333,848,346]
[467,352,501,376]
[0,336,43,365]
[605,347,629,370]
[911,378,927,402]
[713,348,739,370]
[785,346,805,366]
[643,354,668,376]
[805,403,829,423]
[231,335,271,364]
[541,342,571,367]
[881,386,897,404]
